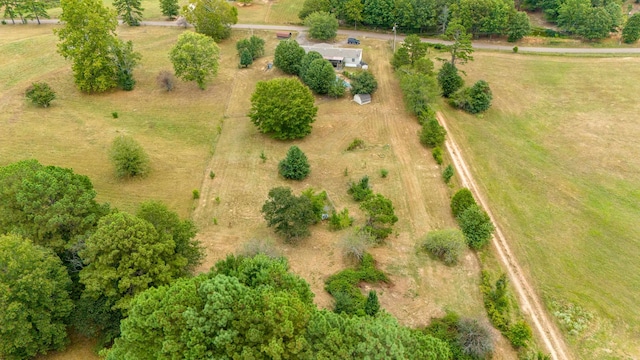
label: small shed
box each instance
[276,32,292,40]
[353,94,371,105]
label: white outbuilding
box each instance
[353,94,371,105]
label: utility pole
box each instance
[392,24,397,53]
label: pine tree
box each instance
[113,0,143,26]
[364,290,380,316]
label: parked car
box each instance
[347,38,360,45]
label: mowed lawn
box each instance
[443,53,640,359]
[0,25,228,217]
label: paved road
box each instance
[12,19,640,54]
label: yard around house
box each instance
[2,26,517,359]
[443,52,640,359]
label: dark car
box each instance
[347,38,360,45]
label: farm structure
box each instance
[353,94,371,105]
[277,32,292,39]
[301,44,363,69]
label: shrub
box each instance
[325,252,388,315]
[328,77,346,98]
[380,169,389,178]
[437,62,464,98]
[442,164,454,184]
[458,204,494,250]
[420,117,447,148]
[25,82,56,107]
[349,71,378,95]
[421,228,466,265]
[279,145,311,180]
[450,188,476,218]
[301,187,328,223]
[480,271,510,332]
[347,175,373,201]
[360,193,398,241]
[513,46,519,53]
[432,147,443,165]
[347,138,365,151]
[450,80,493,114]
[329,208,354,231]
[507,320,532,348]
[339,231,374,261]
[109,135,150,178]
[192,189,200,199]
[209,171,215,179]
[157,70,175,91]
[240,238,281,258]
[112,111,118,118]
[457,319,494,359]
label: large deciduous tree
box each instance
[261,187,317,242]
[114,0,143,26]
[306,310,451,359]
[249,78,318,140]
[136,201,203,274]
[0,159,108,253]
[298,0,330,20]
[399,72,439,116]
[305,11,339,40]
[182,0,238,41]
[507,10,531,42]
[0,235,74,360]
[303,58,336,94]
[274,39,306,75]
[401,34,428,65]
[299,51,324,80]
[56,0,140,92]
[623,13,640,43]
[106,255,315,360]
[170,31,220,90]
[78,212,191,313]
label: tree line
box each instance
[300,0,532,41]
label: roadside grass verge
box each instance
[442,52,640,359]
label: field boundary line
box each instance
[437,112,571,360]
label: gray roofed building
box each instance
[301,44,363,69]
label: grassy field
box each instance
[2,25,519,358]
[443,52,640,359]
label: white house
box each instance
[301,44,363,69]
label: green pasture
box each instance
[443,52,640,359]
